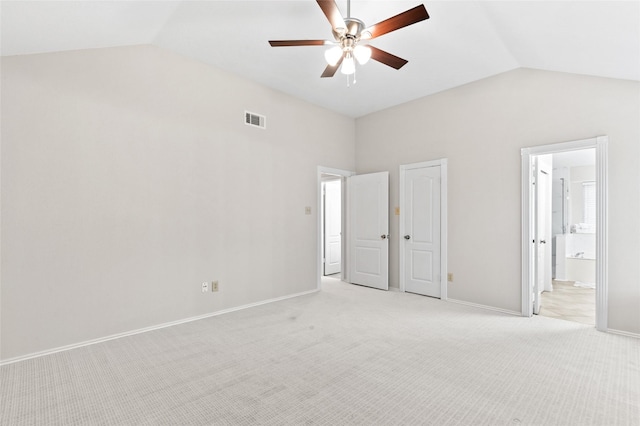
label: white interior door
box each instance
[534,155,553,314]
[323,180,341,275]
[401,165,441,297]
[348,172,389,290]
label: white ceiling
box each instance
[2,1,639,117]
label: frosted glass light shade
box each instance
[354,45,371,65]
[341,55,355,75]
[324,46,343,66]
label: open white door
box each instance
[533,155,553,314]
[323,180,341,275]
[401,164,441,297]
[348,172,389,290]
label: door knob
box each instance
[540,240,546,244]
[404,235,411,240]
[381,234,388,239]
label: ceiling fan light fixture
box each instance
[354,45,371,65]
[341,53,356,75]
[324,46,343,66]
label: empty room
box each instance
[1,1,639,425]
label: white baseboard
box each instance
[0,288,319,366]
[447,298,522,316]
[607,328,640,339]
[447,300,639,338]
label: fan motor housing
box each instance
[333,18,365,41]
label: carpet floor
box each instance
[1,278,639,425]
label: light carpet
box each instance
[1,278,639,425]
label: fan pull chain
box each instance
[346,68,357,88]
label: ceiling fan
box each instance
[269,0,430,78]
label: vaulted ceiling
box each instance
[2,1,639,117]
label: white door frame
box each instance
[521,136,608,331]
[399,158,448,300]
[317,166,355,290]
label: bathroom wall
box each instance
[551,166,569,278]
[569,165,596,227]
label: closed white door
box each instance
[401,165,441,297]
[323,180,341,275]
[534,155,553,314]
[348,172,389,290]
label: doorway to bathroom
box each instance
[521,136,608,331]
[541,148,596,325]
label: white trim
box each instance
[441,160,448,301]
[0,288,319,366]
[521,149,534,317]
[607,329,640,339]
[447,298,521,316]
[317,166,355,290]
[594,136,608,331]
[399,158,448,300]
[521,136,608,331]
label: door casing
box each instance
[521,136,608,331]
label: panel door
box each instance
[403,166,441,297]
[534,154,553,314]
[348,172,389,290]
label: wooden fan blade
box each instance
[362,5,429,40]
[269,40,328,47]
[369,46,408,70]
[321,56,344,78]
[316,0,346,32]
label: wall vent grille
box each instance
[245,111,266,129]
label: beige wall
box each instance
[3,53,639,361]
[1,45,356,360]
[356,68,640,334]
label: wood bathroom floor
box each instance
[539,280,595,325]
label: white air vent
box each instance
[244,111,266,129]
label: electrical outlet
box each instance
[201,282,208,293]
[305,206,311,215]
[447,273,453,282]
[211,280,219,292]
